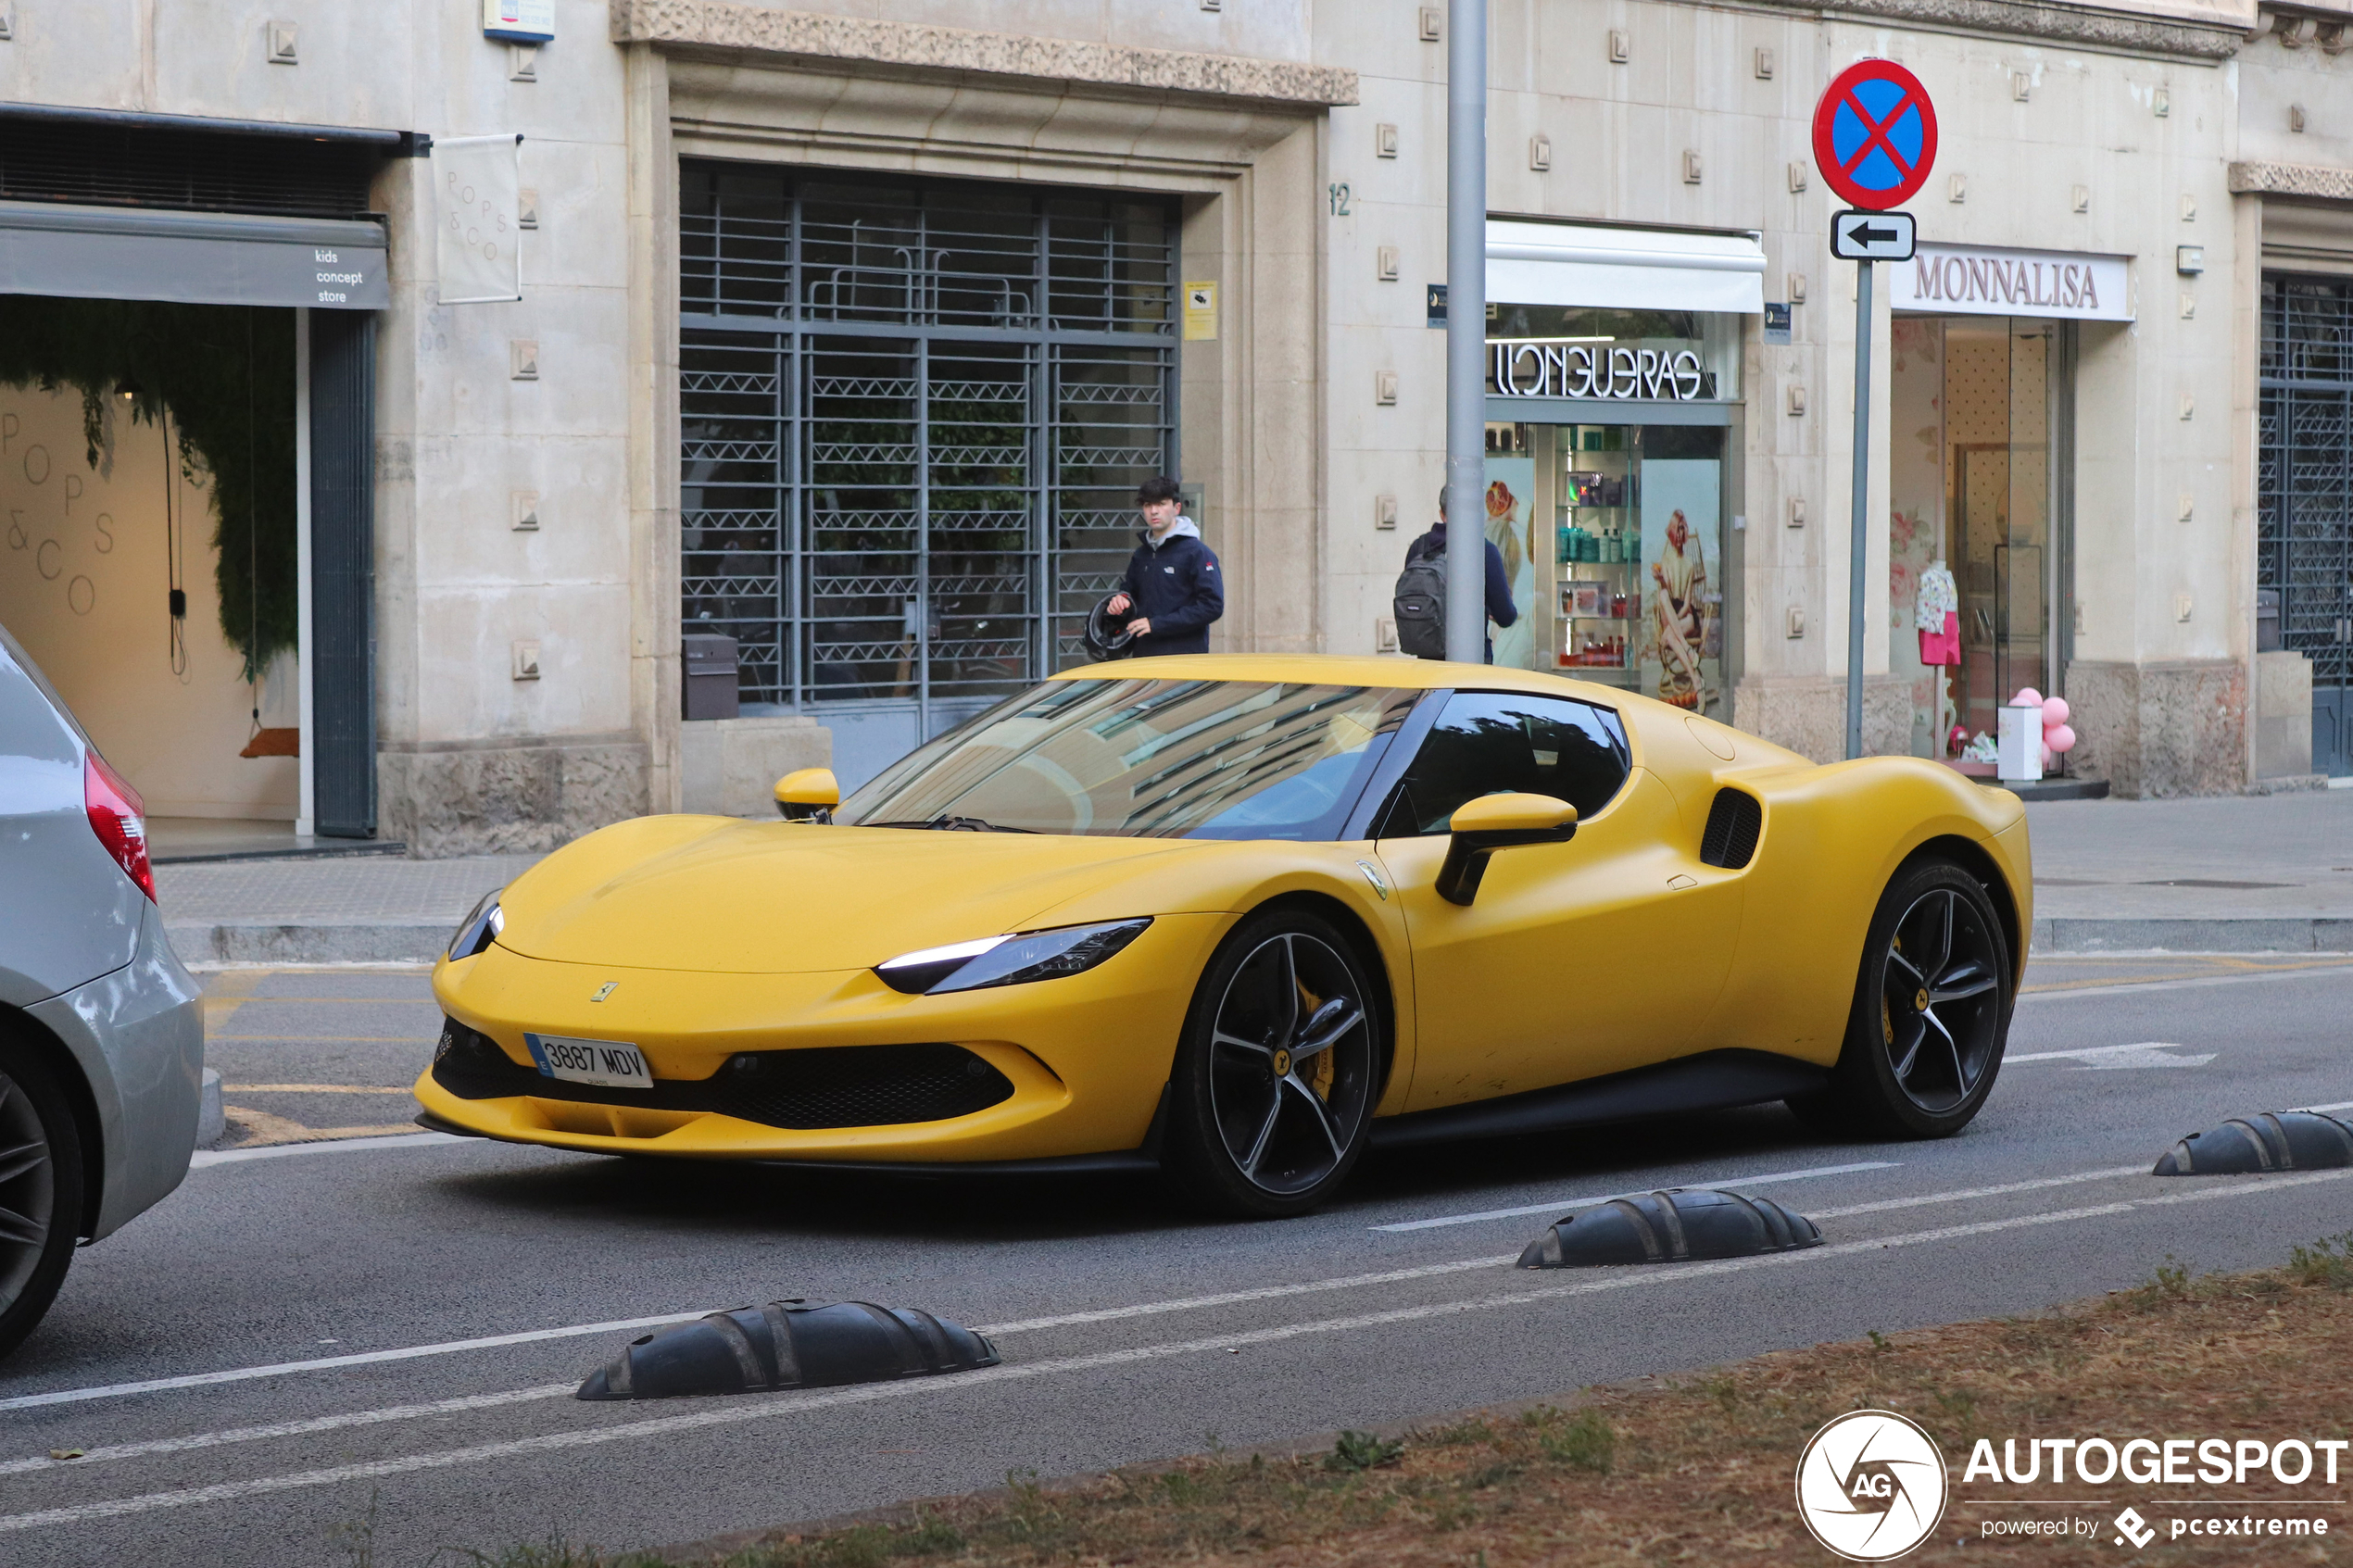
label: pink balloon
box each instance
[2041,696,2070,728]
[2012,687,2043,708]
[2045,723,2077,754]
[2041,744,2055,769]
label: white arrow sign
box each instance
[1831,209,1917,262]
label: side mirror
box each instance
[774,767,839,822]
[1435,793,1577,905]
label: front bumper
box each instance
[416,912,1225,1162]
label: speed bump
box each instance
[2152,1111,2353,1176]
[578,1298,1000,1400]
[1517,1188,1822,1269]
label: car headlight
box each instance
[875,918,1151,996]
[448,887,505,960]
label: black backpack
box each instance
[1392,546,1448,659]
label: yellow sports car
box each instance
[418,655,2030,1216]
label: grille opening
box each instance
[431,1020,1014,1130]
[1698,788,1762,870]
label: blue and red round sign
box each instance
[1812,59,1937,210]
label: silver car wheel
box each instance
[1879,887,2005,1115]
[1205,931,1375,1197]
[0,1070,55,1311]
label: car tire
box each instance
[1801,859,2012,1140]
[0,1044,86,1361]
[1160,909,1385,1219]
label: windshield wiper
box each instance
[868,815,1038,833]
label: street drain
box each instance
[576,1298,1000,1400]
[1516,1188,1822,1269]
[2151,1111,2353,1175]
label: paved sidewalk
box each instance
[155,784,2353,963]
[2024,784,2353,951]
[159,854,540,963]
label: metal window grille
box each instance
[2258,276,2353,771]
[679,163,1177,726]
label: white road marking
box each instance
[976,1256,1515,1336]
[2020,966,2353,1002]
[1367,1160,1898,1233]
[0,1386,574,1477]
[2299,1100,2353,1113]
[190,1132,461,1169]
[2006,1042,2215,1068]
[1808,1166,2149,1219]
[8,1172,2342,1536]
[0,1313,707,1414]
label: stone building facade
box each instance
[0,0,2344,856]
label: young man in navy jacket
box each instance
[1106,476,1223,655]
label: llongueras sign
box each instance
[1489,341,1710,401]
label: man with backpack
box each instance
[1394,490,1517,661]
[1105,476,1223,656]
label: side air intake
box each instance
[1698,788,1762,869]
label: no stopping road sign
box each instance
[1813,59,1937,210]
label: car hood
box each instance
[495,815,1215,974]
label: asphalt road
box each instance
[2,955,2349,1565]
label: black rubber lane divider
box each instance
[577,1299,1000,1401]
[2152,1111,2353,1176]
[1516,1188,1823,1269]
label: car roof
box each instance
[1047,652,1635,706]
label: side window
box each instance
[1375,692,1630,837]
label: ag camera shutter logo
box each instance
[1796,1410,1950,1561]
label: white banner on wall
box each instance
[482,0,555,43]
[1890,243,2133,321]
[434,133,523,305]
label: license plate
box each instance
[524,1034,653,1090]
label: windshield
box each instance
[838,679,1422,839]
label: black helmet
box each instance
[1082,595,1139,661]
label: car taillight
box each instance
[84,749,156,903]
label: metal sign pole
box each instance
[1845,258,1873,760]
[1444,0,1488,665]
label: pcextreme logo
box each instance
[1796,1410,1951,1561]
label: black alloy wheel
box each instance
[0,1047,84,1361]
[1163,910,1384,1217]
[1801,859,2012,1139]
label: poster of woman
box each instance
[1638,459,1721,714]
[1481,461,1537,669]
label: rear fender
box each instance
[1697,758,2027,1065]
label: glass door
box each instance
[2001,324,2051,709]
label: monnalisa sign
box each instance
[1491,342,1708,401]
[1890,243,2133,321]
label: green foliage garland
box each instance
[0,297,296,680]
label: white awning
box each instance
[1487,220,1765,314]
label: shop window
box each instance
[1374,691,1630,836]
[1479,423,1727,716]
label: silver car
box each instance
[0,621,204,1358]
